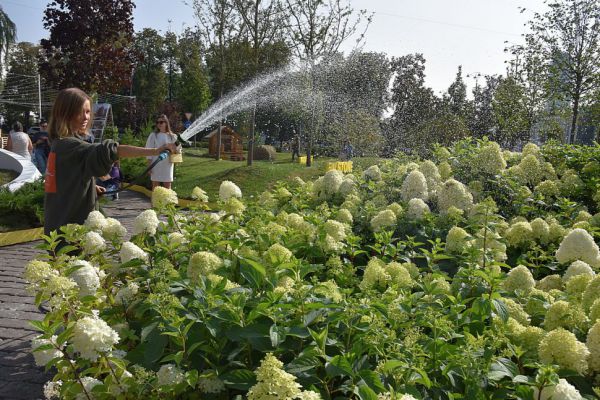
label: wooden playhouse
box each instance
[204,126,245,161]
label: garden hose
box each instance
[102,150,171,196]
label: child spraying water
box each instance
[44,88,178,236]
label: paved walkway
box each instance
[0,191,150,399]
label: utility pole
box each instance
[37,74,42,122]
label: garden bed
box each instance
[26,139,600,399]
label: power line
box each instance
[373,11,522,38]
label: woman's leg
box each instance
[151,181,159,189]
[163,182,172,189]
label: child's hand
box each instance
[96,185,106,196]
[158,143,178,154]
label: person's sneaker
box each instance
[112,193,119,200]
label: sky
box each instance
[2,0,547,94]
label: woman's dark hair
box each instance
[12,122,23,132]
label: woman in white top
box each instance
[145,115,177,189]
[7,121,33,159]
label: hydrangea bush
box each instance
[27,139,600,399]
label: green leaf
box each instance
[269,324,284,348]
[488,358,518,381]
[492,299,509,323]
[141,322,158,342]
[221,369,256,390]
[29,320,47,332]
[308,326,328,354]
[356,384,378,400]
[240,259,266,289]
[325,355,353,378]
[358,370,385,393]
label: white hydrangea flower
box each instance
[474,142,506,174]
[363,165,382,181]
[31,335,63,367]
[76,377,102,400]
[445,226,471,253]
[401,170,428,202]
[119,241,148,264]
[503,265,535,293]
[84,210,107,232]
[167,232,187,246]
[323,169,345,192]
[297,391,323,400]
[219,180,242,200]
[360,258,390,291]
[537,275,562,292]
[43,380,62,399]
[188,251,223,283]
[72,315,120,361]
[556,228,600,268]
[338,177,357,197]
[322,234,345,253]
[247,353,302,400]
[82,231,106,255]
[370,209,397,232]
[24,260,59,294]
[265,243,293,264]
[336,208,353,225]
[324,220,347,242]
[538,328,589,374]
[157,363,185,386]
[69,260,101,297]
[587,320,600,372]
[419,159,441,188]
[533,378,583,400]
[437,179,473,213]
[133,209,160,236]
[387,202,403,217]
[407,198,430,220]
[114,282,139,304]
[505,221,534,247]
[530,218,550,244]
[222,197,246,216]
[99,217,126,242]
[198,370,225,393]
[563,260,595,283]
[191,186,209,202]
[151,186,178,209]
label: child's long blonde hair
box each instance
[48,88,93,140]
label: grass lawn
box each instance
[172,148,381,199]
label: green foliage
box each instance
[23,140,600,399]
[0,179,44,230]
[39,0,135,93]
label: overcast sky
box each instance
[3,0,547,94]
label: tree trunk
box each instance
[247,105,255,166]
[216,86,223,161]
[569,94,580,144]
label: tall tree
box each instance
[0,5,16,72]
[39,0,135,93]
[176,29,211,116]
[517,0,600,143]
[492,75,531,145]
[132,28,168,126]
[386,53,437,154]
[233,0,285,166]
[506,33,548,140]
[468,74,500,137]
[195,0,241,160]
[285,0,370,166]
[1,42,45,124]
[446,66,469,119]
